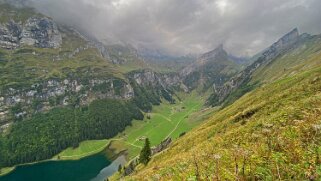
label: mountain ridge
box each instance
[206,28,307,106]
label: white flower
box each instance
[213,154,221,160]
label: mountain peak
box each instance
[216,44,224,51]
[260,28,300,59]
[200,44,226,60]
[280,28,299,43]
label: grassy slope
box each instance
[126,66,321,180]
[215,34,321,107]
[0,31,122,89]
[0,3,43,23]
[53,139,110,160]
[104,44,149,73]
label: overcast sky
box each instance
[22,0,321,56]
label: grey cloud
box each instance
[16,0,321,56]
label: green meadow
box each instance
[52,91,208,162]
[108,91,206,159]
[54,140,110,160]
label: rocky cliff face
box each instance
[0,68,187,131]
[0,17,62,49]
[0,20,21,49]
[128,69,182,89]
[126,69,186,104]
[0,77,133,130]
[0,4,187,132]
[209,28,301,106]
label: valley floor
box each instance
[107,91,208,160]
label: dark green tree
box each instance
[139,138,151,165]
[118,164,122,173]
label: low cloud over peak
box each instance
[13,0,321,56]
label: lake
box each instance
[0,153,126,181]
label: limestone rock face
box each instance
[0,78,134,125]
[0,17,62,49]
[20,17,62,48]
[0,20,22,49]
[128,69,183,91]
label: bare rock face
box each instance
[0,78,134,125]
[0,17,62,49]
[20,17,62,48]
[128,69,182,89]
[0,20,22,49]
[151,137,172,155]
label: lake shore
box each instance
[0,139,115,177]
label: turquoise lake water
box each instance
[0,153,126,181]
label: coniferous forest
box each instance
[0,99,143,167]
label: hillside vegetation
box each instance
[125,65,321,180]
[0,99,143,167]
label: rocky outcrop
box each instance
[123,158,139,176]
[151,137,172,155]
[210,28,301,106]
[126,69,185,107]
[0,17,62,49]
[0,20,21,49]
[20,17,62,48]
[93,42,110,60]
[128,69,181,89]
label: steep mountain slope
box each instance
[101,44,152,72]
[228,54,251,66]
[207,28,321,106]
[124,62,321,180]
[251,33,321,83]
[113,29,321,180]
[0,3,183,168]
[180,44,240,91]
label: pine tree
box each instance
[139,138,151,165]
[118,164,122,173]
